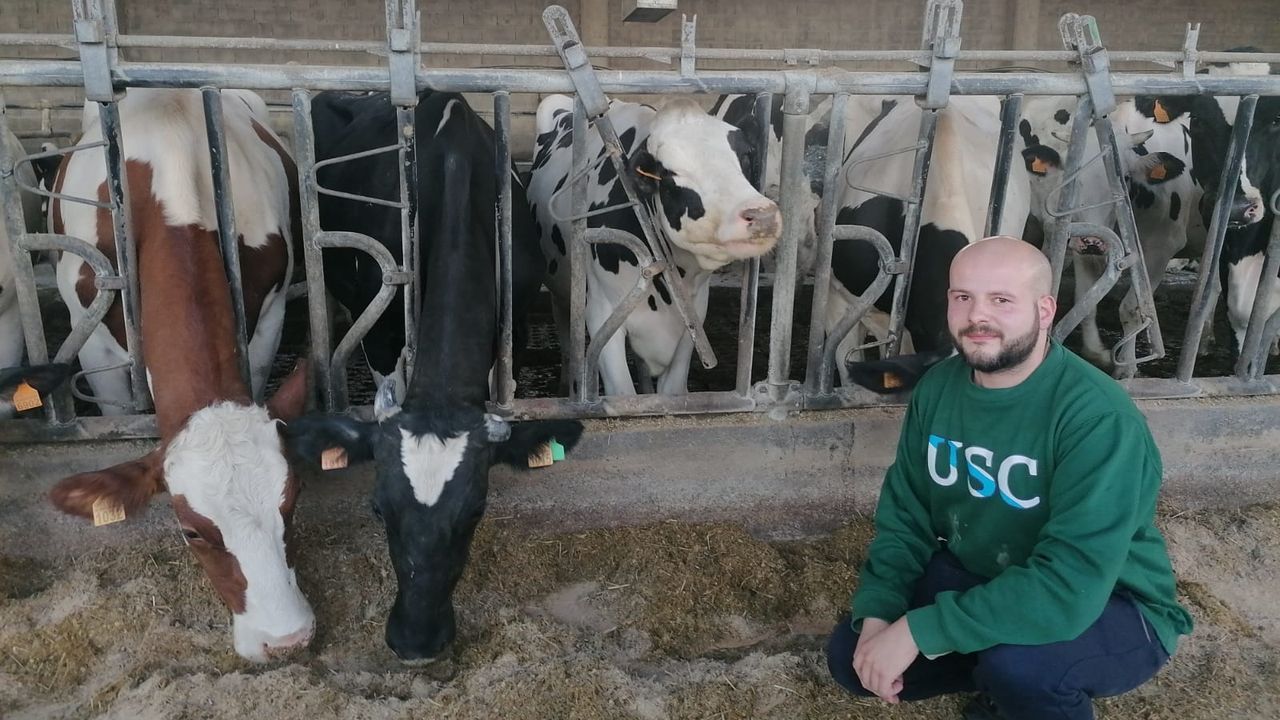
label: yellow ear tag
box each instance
[1149,164,1168,182]
[13,382,42,411]
[635,168,662,181]
[321,447,349,471]
[527,441,554,469]
[1030,157,1050,176]
[92,497,126,527]
[882,372,903,390]
[1153,100,1171,124]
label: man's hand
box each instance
[853,616,920,703]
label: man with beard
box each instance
[825,236,1192,720]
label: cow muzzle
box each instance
[1069,235,1108,256]
[718,199,781,256]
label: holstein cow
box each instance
[527,95,782,396]
[47,88,314,662]
[1019,96,1205,372]
[287,90,582,663]
[825,96,1031,376]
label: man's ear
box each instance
[492,420,584,469]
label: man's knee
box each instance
[825,617,874,697]
[974,644,1092,718]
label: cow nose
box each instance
[262,623,314,658]
[740,202,780,237]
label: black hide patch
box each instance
[647,295,658,311]
[548,258,558,275]
[653,275,673,305]
[1018,118,1041,147]
[1053,109,1071,125]
[1132,142,1150,157]
[551,225,566,255]
[661,183,706,232]
[1169,192,1182,222]
[1129,181,1157,209]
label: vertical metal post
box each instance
[884,109,939,356]
[765,75,813,402]
[386,0,421,389]
[1176,96,1257,383]
[985,93,1023,237]
[201,86,252,394]
[569,96,591,403]
[734,92,771,397]
[291,88,336,411]
[1046,94,1094,297]
[493,91,515,407]
[1236,217,1280,380]
[803,92,849,396]
[97,100,150,412]
[0,92,72,422]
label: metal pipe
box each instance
[201,87,253,395]
[733,91,771,397]
[803,92,849,396]
[765,76,813,401]
[493,91,515,408]
[1046,95,1093,297]
[582,231,663,391]
[17,233,122,369]
[885,107,939,356]
[396,105,419,389]
[569,96,590,403]
[8,60,1280,96]
[1176,96,1257,383]
[97,99,151,413]
[1051,223,1125,341]
[291,89,336,411]
[984,93,1022,237]
[1236,217,1280,380]
[820,226,897,395]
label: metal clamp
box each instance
[71,0,119,102]
[921,0,961,109]
[543,5,609,120]
[1059,13,1116,116]
[1180,23,1201,80]
[385,0,420,107]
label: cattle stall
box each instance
[1,1,1280,717]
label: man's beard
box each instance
[951,316,1041,373]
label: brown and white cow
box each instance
[47,88,313,662]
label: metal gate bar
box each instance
[732,92,772,398]
[984,92,1022,237]
[493,90,515,409]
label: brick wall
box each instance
[2,0,1277,154]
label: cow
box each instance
[285,89,583,663]
[1,128,51,417]
[45,88,314,662]
[1019,95,1206,374]
[822,95,1032,379]
[526,95,783,397]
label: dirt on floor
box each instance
[1,500,1278,720]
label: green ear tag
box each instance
[550,438,566,462]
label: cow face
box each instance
[1229,99,1280,228]
[286,384,583,663]
[628,100,781,270]
[48,363,314,663]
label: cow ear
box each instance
[844,352,950,394]
[373,378,402,422]
[1137,151,1186,185]
[49,448,166,520]
[284,413,377,469]
[266,359,310,422]
[1021,145,1061,177]
[628,147,663,195]
[0,362,73,405]
[492,420,584,469]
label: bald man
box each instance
[826,236,1192,720]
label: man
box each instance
[826,235,1193,719]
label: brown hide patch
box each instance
[280,470,302,569]
[48,448,165,520]
[239,233,289,338]
[172,494,248,615]
[250,118,302,270]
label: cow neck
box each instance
[123,161,253,440]
[403,149,495,412]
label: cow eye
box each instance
[182,529,201,542]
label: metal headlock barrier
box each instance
[0,0,1278,443]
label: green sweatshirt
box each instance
[851,341,1193,657]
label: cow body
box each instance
[826,96,1031,374]
[527,95,781,397]
[289,90,582,662]
[48,88,312,662]
[1019,96,1206,372]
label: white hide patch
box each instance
[399,429,470,507]
[164,402,313,656]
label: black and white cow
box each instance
[1188,87,1280,358]
[288,90,582,662]
[527,95,782,396]
[824,95,1031,375]
[1019,96,1205,372]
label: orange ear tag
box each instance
[527,442,554,469]
[882,372,904,390]
[321,447,349,471]
[13,382,42,411]
[92,497,126,527]
[636,168,662,181]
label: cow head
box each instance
[286,381,584,663]
[48,362,315,663]
[627,99,781,270]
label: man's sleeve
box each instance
[850,391,940,626]
[904,413,1152,655]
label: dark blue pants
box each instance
[826,551,1170,720]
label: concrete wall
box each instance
[3,1,1277,153]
